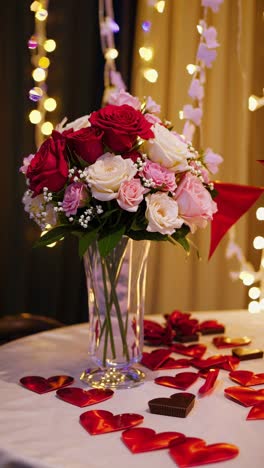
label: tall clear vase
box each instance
[80,237,150,389]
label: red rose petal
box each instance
[155,372,199,390]
[247,403,264,420]
[170,343,207,359]
[56,387,114,407]
[198,369,219,395]
[170,437,239,467]
[20,375,74,394]
[122,427,185,453]
[224,386,264,407]
[80,410,143,435]
[229,370,264,387]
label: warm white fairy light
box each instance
[253,236,264,250]
[154,1,166,13]
[186,64,199,75]
[139,46,153,61]
[256,207,264,220]
[44,97,57,112]
[249,287,261,300]
[29,110,42,124]
[41,121,53,135]
[248,94,264,112]
[143,68,158,83]
[44,39,56,52]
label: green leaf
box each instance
[174,236,190,252]
[98,226,126,258]
[34,225,74,248]
[78,229,99,258]
[128,230,168,242]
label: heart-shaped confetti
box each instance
[229,370,264,387]
[191,355,239,371]
[80,410,143,435]
[141,349,190,370]
[224,386,264,407]
[149,392,195,418]
[247,403,264,420]
[56,387,114,407]
[122,427,185,453]
[169,437,239,467]
[213,336,251,349]
[198,320,225,335]
[155,372,199,390]
[20,375,74,394]
[170,343,207,359]
[198,368,219,396]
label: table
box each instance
[0,310,263,468]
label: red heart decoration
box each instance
[170,343,207,359]
[80,410,143,435]
[122,427,185,453]
[155,372,199,390]
[198,368,219,395]
[229,370,264,387]
[170,437,239,467]
[198,320,225,335]
[247,403,264,420]
[191,355,239,371]
[141,349,190,370]
[213,336,251,349]
[56,387,114,407]
[20,375,74,394]
[224,386,264,407]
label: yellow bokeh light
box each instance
[105,48,119,60]
[253,236,264,250]
[29,110,42,124]
[143,68,158,83]
[155,1,166,13]
[38,57,50,69]
[41,121,53,135]
[239,271,255,286]
[44,39,56,52]
[186,64,197,75]
[248,301,261,313]
[44,98,57,112]
[256,207,264,220]
[139,47,153,62]
[32,67,46,82]
[30,1,41,12]
[179,110,184,120]
[197,24,203,34]
[248,287,261,300]
[248,95,258,111]
[35,9,48,21]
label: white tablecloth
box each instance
[0,310,264,468]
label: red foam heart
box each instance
[191,355,239,371]
[229,370,264,387]
[224,386,264,407]
[155,372,199,390]
[247,403,264,420]
[170,343,207,359]
[141,349,190,370]
[213,336,251,349]
[56,387,114,407]
[122,427,185,453]
[80,410,143,435]
[20,375,74,394]
[170,437,239,467]
[198,368,219,396]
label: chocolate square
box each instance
[174,334,199,343]
[200,325,225,335]
[148,392,195,418]
[232,347,263,360]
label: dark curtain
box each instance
[0,0,137,324]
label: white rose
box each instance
[145,192,184,235]
[147,123,189,172]
[56,115,90,132]
[86,153,137,201]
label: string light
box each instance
[105,48,119,60]
[253,236,264,250]
[28,0,57,148]
[154,1,166,13]
[143,68,158,83]
[248,94,264,112]
[186,64,199,75]
[179,111,184,120]
[249,287,261,300]
[256,207,264,220]
[139,47,153,61]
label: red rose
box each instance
[89,104,154,153]
[27,131,68,195]
[121,150,141,162]
[64,127,104,164]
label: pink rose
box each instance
[174,173,217,233]
[144,113,162,125]
[62,182,88,216]
[204,148,223,174]
[117,178,146,212]
[142,160,177,192]
[145,96,161,114]
[108,90,141,110]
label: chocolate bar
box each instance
[148,392,195,418]
[174,334,199,343]
[232,347,263,360]
[200,325,225,335]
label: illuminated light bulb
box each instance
[186,64,198,75]
[30,1,41,12]
[38,57,50,69]
[253,236,264,250]
[197,24,203,34]
[248,287,261,300]
[28,35,38,49]
[44,97,57,112]
[143,68,158,83]
[142,20,151,32]
[256,207,264,220]
[35,9,48,21]
[29,110,42,124]
[248,301,261,313]
[29,87,43,102]
[139,47,153,61]
[239,271,255,286]
[155,0,166,13]
[179,110,184,120]
[32,67,46,82]
[105,48,119,60]
[44,39,56,52]
[41,121,53,135]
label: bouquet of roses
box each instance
[20,89,221,258]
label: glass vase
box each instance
[80,237,150,389]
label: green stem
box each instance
[105,258,130,361]
[101,257,116,364]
